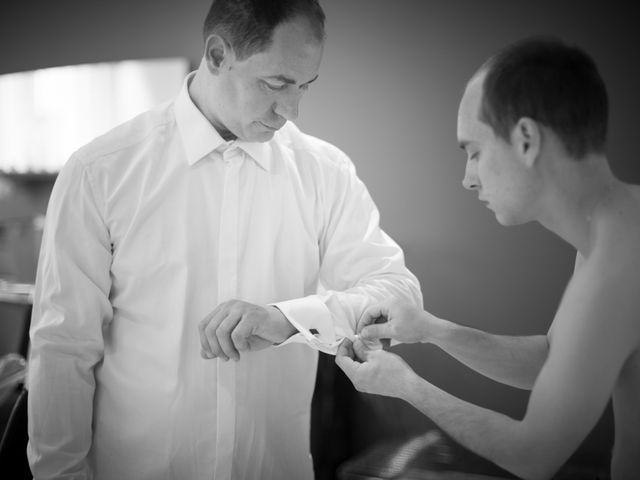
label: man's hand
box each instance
[198,300,296,361]
[335,338,417,398]
[358,299,439,344]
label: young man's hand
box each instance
[357,299,443,345]
[335,338,417,398]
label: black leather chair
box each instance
[0,386,30,479]
[0,351,31,480]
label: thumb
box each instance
[245,336,272,351]
[357,302,390,332]
[335,341,359,381]
[336,338,355,359]
[360,323,391,341]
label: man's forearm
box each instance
[430,321,548,389]
[401,375,554,480]
[27,352,95,479]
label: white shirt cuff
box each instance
[270,296,350,355]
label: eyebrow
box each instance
[265,74,319,86]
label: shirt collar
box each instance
[174,72,272,171]
[235,140,271,171]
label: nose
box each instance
[462,159,479,191]
[273,89,302,121]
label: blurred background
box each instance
[0,1,638,478]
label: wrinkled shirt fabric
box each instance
[27,74,422,480]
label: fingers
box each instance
[198,301,243,361]
[216,313,242,361]
[335,339,358,380]
[230,319,252,352]
[199,311,241,361]
[336,338,355,359]
[352,337,370,362]
[199,307,223,360]
[199,300,274,362]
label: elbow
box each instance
[393,268,422,308]
[406,280,423,308]
[492,415,570,480]
[505,458,560,480]
[520,470,555,480]
[498,440,566,480]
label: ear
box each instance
[511,117,541,168]
[204,34,233,74]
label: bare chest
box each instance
[611,346,640,477]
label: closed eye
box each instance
[261,80,287,92]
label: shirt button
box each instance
[223,149,242,165]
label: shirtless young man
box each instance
[335,37,640,480]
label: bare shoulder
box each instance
[539,188,640,477]
[549,185,640,347]
[563,184,640,342]
[592,184,640,256]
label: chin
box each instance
[245,129,275,143]
[494,211,529,227]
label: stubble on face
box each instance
[215,16,324,143]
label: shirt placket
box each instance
[215,146,242,480]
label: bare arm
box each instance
[342,247,640,479]
[431,321,548,390]
[359,301,548,389]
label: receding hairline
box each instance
[460,69,489,125]
[463,38,610,159]
[202,4,326,46]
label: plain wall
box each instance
[2,0,638,467]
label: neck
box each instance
[188,64,237,141]
[536,154,618,256]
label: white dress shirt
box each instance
[27,74,422,480]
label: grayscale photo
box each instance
[0,1,638,479]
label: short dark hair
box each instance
[203,0,326,60]
[477,36,608,159]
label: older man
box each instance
[27,1,421,479]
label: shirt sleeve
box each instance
[273,153,422,354]
[27,155,112,479]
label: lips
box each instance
[261,121,286,131]
[260,121,285,131]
